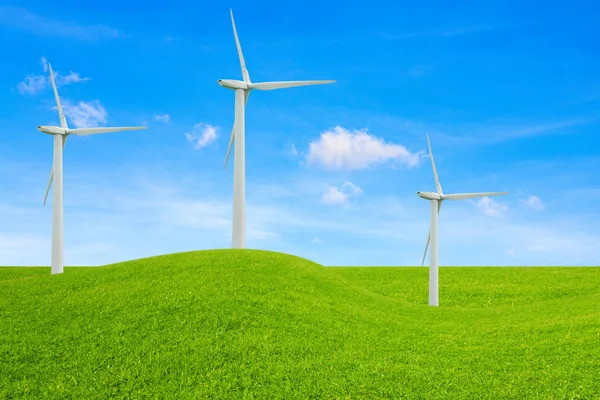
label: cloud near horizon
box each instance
[0,158,598,266]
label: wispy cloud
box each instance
[153,114,171,123]
[59,72,90,86]
[471,197,509,217]
[484,119,591,141]
[0,7,121,40]
[248,228,278,241]
[380,25,495,40]
[55,100,108,128]
[0,232,48,266]
[434,117,594,146]
[16,57,90,95]
[409,65,434,78]
[290,144,298,156]
[328,111,594,150]
[185,123,218,149]
[321,181,363,205]
[16,75,47,96]
[571,92,600,105]
[310,237,324,245]
[520,195,546,211]
[441,26,495,36]
[306,126,422,170]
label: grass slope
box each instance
[1,249,599,399]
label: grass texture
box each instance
[1,249,599,399]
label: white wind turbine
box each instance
[38,63,147,275]
[417,134,508,306]
[218,9,335,249]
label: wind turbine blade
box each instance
[43,136,68,206]
[230,9,250,83]
[43,169,53,207]
[426,134,442,194]
[421,229,430,267]
[224,128,235,170]
[224,91,250,170]
[48,63,68,129]
[421,201,442,266]
[443,192,509,200]
[69,126,147,136]
[251,80,335,91]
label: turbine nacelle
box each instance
[38,125,66,135]
[417,191,442,201]
[218,79,249,90]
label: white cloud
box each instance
[185,123,218,150]
[322,187,346,204]
[58,100,108,128]
[153,114,171,123]
[58,71,90,86]
[290,144,298,156]
[471,196,509,217]
[16,74,47,95]
[520,195,545,211]
[307,126,421,170]
[310,237,323,244]
[322,181,363,205]
[0,7,121,40]
[17,57,90,95]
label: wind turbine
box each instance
[37,63,147,275]
[417,134,508,306]
[218,9,335,249]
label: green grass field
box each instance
[1,249,599,399]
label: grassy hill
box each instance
[1,249,599,399]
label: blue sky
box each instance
[1,0,599,266]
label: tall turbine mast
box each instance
[38,62,147,274]
[417,134,509,306]
[218,9,335,249]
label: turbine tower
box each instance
[218,9,335,249]
[38,63,147,274]
[417,134,508,306]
